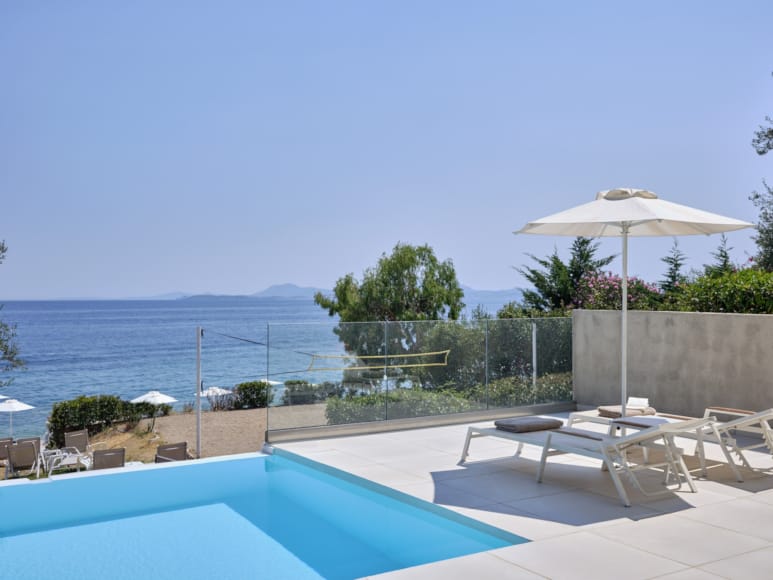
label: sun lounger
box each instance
[155,442,189,463]
[0,437,12,473]
[698,407,773,476]
[537,417,713,507]
[93,448,126,470]
[7,441,40,478]
[46,429,102,473]
[460,416,563,464]
[567,397,657,428]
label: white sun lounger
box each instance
[537,417,714,507]
[459,416,564,464]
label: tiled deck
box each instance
[277,413,773,579]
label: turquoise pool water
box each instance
[0,451,526,579]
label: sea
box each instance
[0,292,519,439]
[0,297,343,438]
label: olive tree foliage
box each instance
[314,244,464,364]
[517,237,615,311]
[0,241,24,387]
[750,181,773,272]
[750,76,773,271]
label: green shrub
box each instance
[233,380,271,409]
[466,372,573,408]
[676,269,773,313]
[48,395,137,447]
[325,388,474,425]
[280,380,344,405]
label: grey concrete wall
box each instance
[573,310,773,418]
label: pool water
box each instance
[0,450,526,579]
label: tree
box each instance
[315,243,464,363]
[660,240,688,294]
[750,181,773,271]
[517,237,615,311]
[0,241,24,387]
[703,234,735,277]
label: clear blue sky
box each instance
[1,1,771,299]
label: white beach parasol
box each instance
[199,387,232,397]
[517,188,752,416]
[131,390,177,431]
[131,390,178,405]
[0,398,35,437]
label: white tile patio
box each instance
[276,414,773,579]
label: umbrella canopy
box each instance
[130,390,178,405]
[517,188,752,415]
[199,387,232,397]
[0,398,35,437]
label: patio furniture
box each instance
[460,416,563,464]
[566,397,656,428]
[155,442,189,463]
[7,441,40,478]
[93,448,126,470]
[0,436,12,469]
[697,407,773,477]
[46,429,103,473]
[537,417,713,507]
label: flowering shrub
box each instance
[577,272,662,310]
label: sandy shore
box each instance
[92,404,328,463]
[155,408,269,458]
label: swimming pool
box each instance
[0,450,527,579]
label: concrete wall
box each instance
[573,310,773,418]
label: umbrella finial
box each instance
[597,188,658,201]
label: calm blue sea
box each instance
[0,297,343,438]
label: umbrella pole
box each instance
[9,412,12,438]
[621,224,629,418]
[196,327,202,459]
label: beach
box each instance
[95,404,329,463]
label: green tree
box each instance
[703,234,735,277]
[0,241,24,387]
[315,243,464,361]
[660,240,688,294]
[518,237,614,311]
[750,181,773,271]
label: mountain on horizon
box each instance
[252,283,330,299]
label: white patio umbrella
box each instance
[517,188,752,416]
[131,390,177,431]
[0,398,35,437]
[131,390,178,405]
[199,387,232,397]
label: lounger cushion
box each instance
[597,405,657,419]
[495,417,562,433]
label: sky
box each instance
[1,1,772,299]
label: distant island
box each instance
[178,283,523,312]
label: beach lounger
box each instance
[460,416,564,464]
[46,429,102,473]
[566,396,657,428]
[698,407,773,476]
[93,448,126,470]
[155,442,189,463]
[0,437,12,473]
[537,417,713,507]
[7,441,40,478]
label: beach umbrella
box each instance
[131,390,178,405]
[199,387,232,397]
[0,398,35,437]
[516,188,752,416]
[131,390,177,431]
